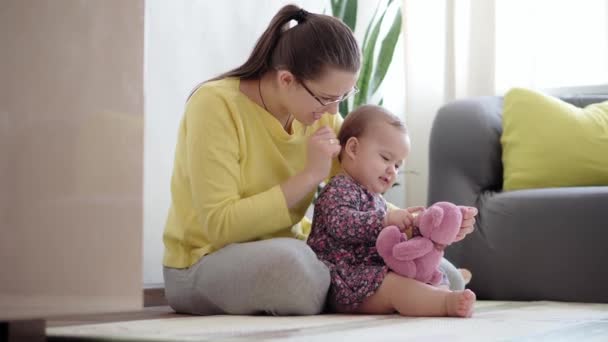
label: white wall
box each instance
[144,0,406,285]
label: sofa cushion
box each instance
[501,88,608,191]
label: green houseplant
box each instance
[330,0,403,116]
[311,1,405,203]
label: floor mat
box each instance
[47,301,608,341]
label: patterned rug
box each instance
[47,301,608,341]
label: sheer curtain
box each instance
[402,0,608,207]
[495,0,608,93]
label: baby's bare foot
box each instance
[446,289,476,317]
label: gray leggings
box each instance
[163,238,465,316]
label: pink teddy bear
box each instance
[376,202,463,285]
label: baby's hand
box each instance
[453,206,478,242]
[383,206,425,231]
[382,209,406,230]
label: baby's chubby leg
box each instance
[354,272,476,317]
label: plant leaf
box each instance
[361,1,381,54]
[341,0,357,32]
[355,4,389,108]
[339,101,350,118]
[331,0,356,32]
[370,5,402,96]
[330,0,341,17]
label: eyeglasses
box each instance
[300,81,359,107]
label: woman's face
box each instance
[282,68,358,125]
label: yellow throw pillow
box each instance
[501,88,608,191]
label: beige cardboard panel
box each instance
[0,0,144,319]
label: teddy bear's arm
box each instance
[392,237,434,261]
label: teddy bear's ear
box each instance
[427,205,444,228]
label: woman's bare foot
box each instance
[446,289,476,317]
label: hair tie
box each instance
[294,9,308,23]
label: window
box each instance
[495,0,608,93]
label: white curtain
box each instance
[402,0,608,207]
[402,0,496,207]
[495,0,608,92]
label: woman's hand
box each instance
[281,126,340,209]
[453,206,478,242]
[303,126,341,183]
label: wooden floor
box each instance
[2,288,172,341]
[45,285,173,328]
[47,306,181,327]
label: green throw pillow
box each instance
[501,88,608,191]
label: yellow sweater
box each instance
[163,78,343,268]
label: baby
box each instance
[307,105,476,317]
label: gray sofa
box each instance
[428,95,608,303]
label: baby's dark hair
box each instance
[337,105,407,160]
